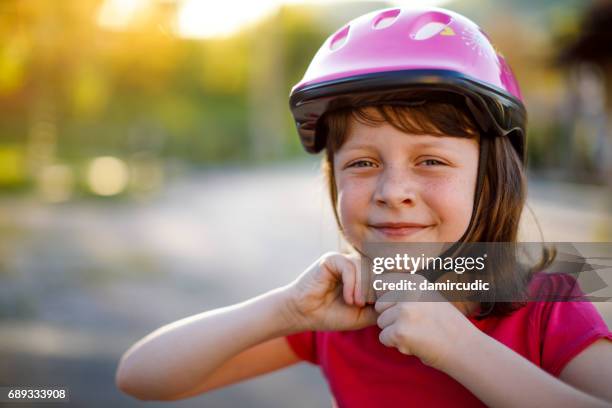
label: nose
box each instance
[373,166,418,208]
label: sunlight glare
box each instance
[176,0,280,39]
[97,0,150,30]
[101,0,453,38]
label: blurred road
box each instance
[0,161,610,407]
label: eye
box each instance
[419,158,445,167]
[347,159,377,168]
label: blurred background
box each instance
[0,0,611,406]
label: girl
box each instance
[116,7,612,407]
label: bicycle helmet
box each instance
[289,6,526,161]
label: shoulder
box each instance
[527,272,586,301]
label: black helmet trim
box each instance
[289,69,526,161]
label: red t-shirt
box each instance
[285,273,612,407]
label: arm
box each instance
[559,339,612,402]
[441,330,612,408]
[116,252,376,401]
[116,287,298,401]
[168,336,301,400]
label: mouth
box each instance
[368,222,433,238]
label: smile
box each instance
[368,223,432,238]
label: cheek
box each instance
[422,171,476,237]
[336,177,374,230]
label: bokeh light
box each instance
[36,164,75,203]
[87,156,129,196]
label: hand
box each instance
[374,274,479,372]
[284,252,378,332]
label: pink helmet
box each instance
[289,7,526,161]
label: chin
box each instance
[346,230,438,248]
[376,236,436,244]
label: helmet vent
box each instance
[372,9,400,30]
[329,25,350,51]
[410,11,453,41]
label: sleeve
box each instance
[285,331,319,365]
[537,274,612,377]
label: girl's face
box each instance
[333,112,480,249]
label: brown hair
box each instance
[319,91,555,317]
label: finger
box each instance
[347,254,365,307]
[365,276,377,305]
[379,325,412,355]
[357,305,379,327]
[321,253,354,305]
[376,305,399,329]
[378,326,397,348]
[355,272,364,307]
[352,254,370,306]
[374,299,396,314]
[397,344,412,356]
[336,256,356,306]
